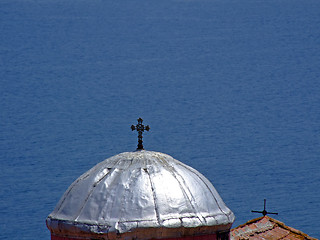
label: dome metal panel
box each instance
[47,150,235,235]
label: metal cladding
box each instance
[47,150,235,238]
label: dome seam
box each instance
[176,162,230,219]
[117,157,135,225]
[167,163,207,225]
[145,168,161,225]
[74,157,124,221]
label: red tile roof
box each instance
[231,216,317,240]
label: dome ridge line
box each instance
[97,166,129,221]
[104,169,123,224]
[53,175,85,216]
[166,162,207,225]
[175,161,230,219]
[75,156,124,222]
[52,161,111,218]
[74,168,113,221]
[145,167,161,226]
[117,157,136,225]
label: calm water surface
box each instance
[1,0,319,239]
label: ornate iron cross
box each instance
[252,199,278,216]
[131,118,150,150]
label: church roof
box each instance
[47,150,235,235]
[231,216,317,240]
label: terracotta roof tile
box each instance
[231,216,317,240]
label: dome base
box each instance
[49,223,233,240]
[51,229,231,240]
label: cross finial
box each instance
[252,199,278,216]
[131,118,150,150]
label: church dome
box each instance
[46,150,235,239]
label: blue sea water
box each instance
[0,0,319,239]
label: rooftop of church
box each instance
[231,216,317,240]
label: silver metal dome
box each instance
[47,150,235,237]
